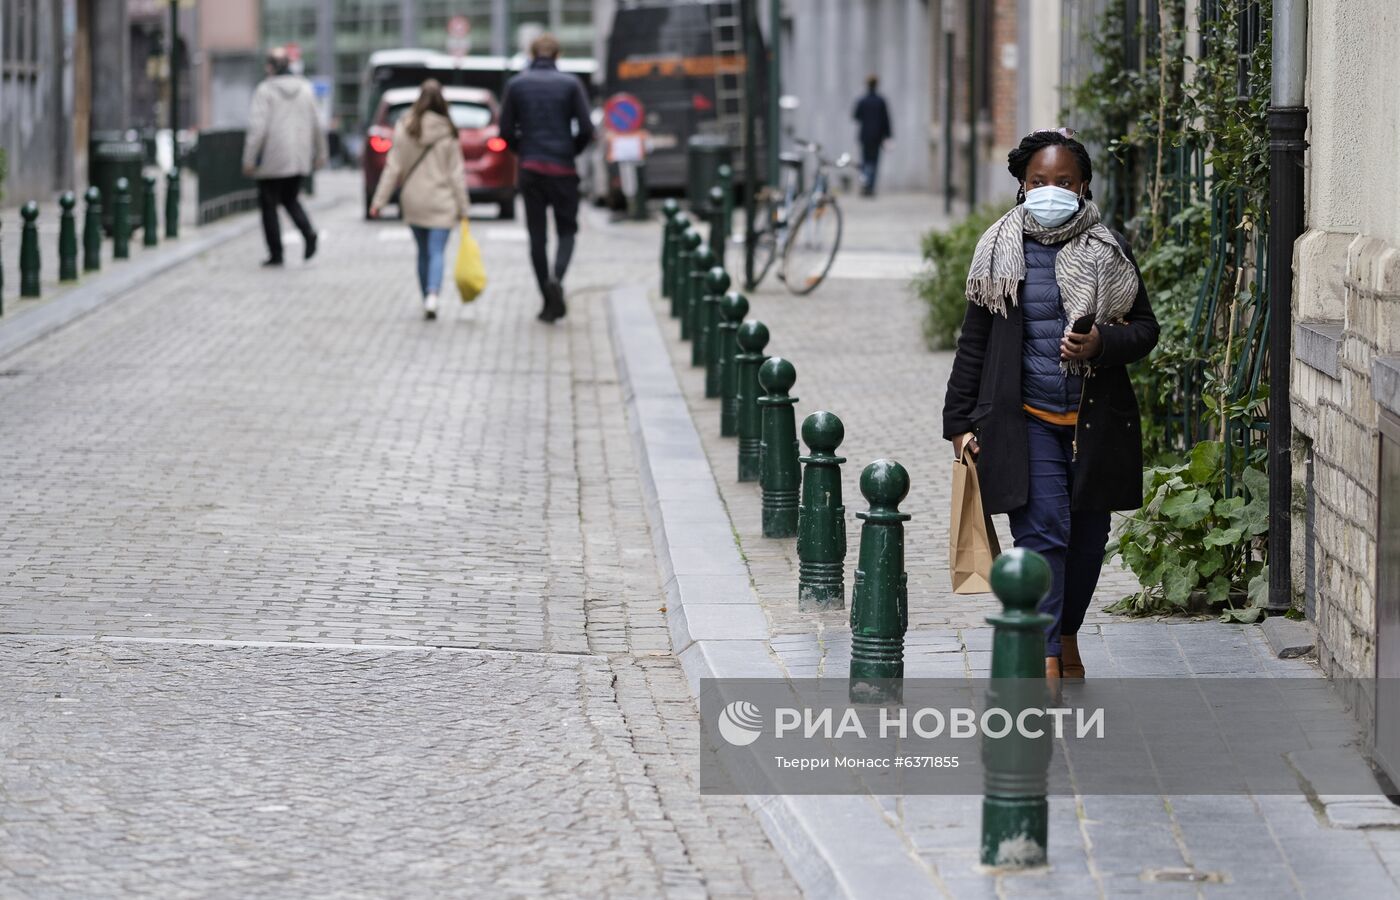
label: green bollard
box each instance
[83,187,103,272]
[58,192,78,282]
[718,291,749,437]
[141,173,159,247]
[980,548,1055,869]
[689,245,716,363]
[718,164,734,257]
[735,321,770,482]
[848,459,912,703]
[666,212,688,314]
[19,202,41,298]
[113,177,132,259]
[758,357,801,538]
[708,185,727,255]
[678,227,702,333]
[661,199,679,299]
[703,266,730,397]
[165,169,180,239]
[798,411,847,610]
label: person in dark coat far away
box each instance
[497,33,595,323]
[852,75,893,196]
[943,128,1159,682]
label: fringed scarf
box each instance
[964,201,1139,373]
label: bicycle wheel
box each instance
[746,193,781,288]
[781,196,842,295]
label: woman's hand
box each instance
[953,432,980,460]
[1061,325,1102,362]
[368,205,380,219]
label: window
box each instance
[3,0,41,80]
[385,101,493,130]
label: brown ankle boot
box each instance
[1045,656,1062,679]
[1060,635,1085,679]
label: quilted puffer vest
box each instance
[1020,237,1084,413]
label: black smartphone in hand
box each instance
[1071,315,1095,334]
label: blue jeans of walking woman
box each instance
[411,226,451,296]
[1007,414,1112,657]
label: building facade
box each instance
[772,0,1062,199]
[1,0,133,202]
[259,0,596,136]
[1290,0,1400,707]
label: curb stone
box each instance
[0,195,342,362]
[608,284,937,899]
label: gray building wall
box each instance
[782,0,933,192]
[2,1,69,201]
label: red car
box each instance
[363,85,517,220]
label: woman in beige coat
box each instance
[369,80,472,319]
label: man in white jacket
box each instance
[242,48,327,266]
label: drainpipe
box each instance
[1267,0,1308,611]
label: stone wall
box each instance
[1291,0,1400,681]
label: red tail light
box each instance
[368,134,392,154]
[487,137,508,153]
[692,93,714,111]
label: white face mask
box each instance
[1023,185,1081,227]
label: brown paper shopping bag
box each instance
[949,447,1001,594]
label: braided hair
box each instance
[1007,131,1094,202]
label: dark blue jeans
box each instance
[1007,414,1112,657]
[860,143,882,194]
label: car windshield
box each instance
[385,102,493,130]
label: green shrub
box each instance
[913,205,1004,350]
[1106,440,1270,622]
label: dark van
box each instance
[602,0,767,195]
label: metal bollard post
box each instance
[980,548,1054,869]
[718,164,734,260]
[113,177,132,259]
[708,185,727,255]
[718,291,749,436]
[19,202,41,297]
[83,187,103,272]
[798,411,847,610]
[58,192,79,282]
[141,173,159,247]
[165,169,180,239]
[758,357,801,538]
[703,266,730,397]
[678,228,702,335]
[661,199,679,299]
[670,212,691,307]
[689,245,716,363]
[848,459,911,703]
[0,220,5,315]
[735,321,770,481]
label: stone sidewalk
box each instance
[623,191,1400,897]
[0,175,799,897]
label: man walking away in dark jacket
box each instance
[242,48,326,266]
[852,75,893,197]
[498,34,595,322]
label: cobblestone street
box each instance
[0,178,796,897]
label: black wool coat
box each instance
[941,234,1160,515]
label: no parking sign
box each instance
[604,93,645,135]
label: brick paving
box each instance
[649,192,1400,897]
[0,176,797,897]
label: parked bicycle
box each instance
[742,140,850,295]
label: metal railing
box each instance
[194,129,258,226]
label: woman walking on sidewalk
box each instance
[369,80,471,319]
[943,129,1159,680]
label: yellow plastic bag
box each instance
[454,220,487,303]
